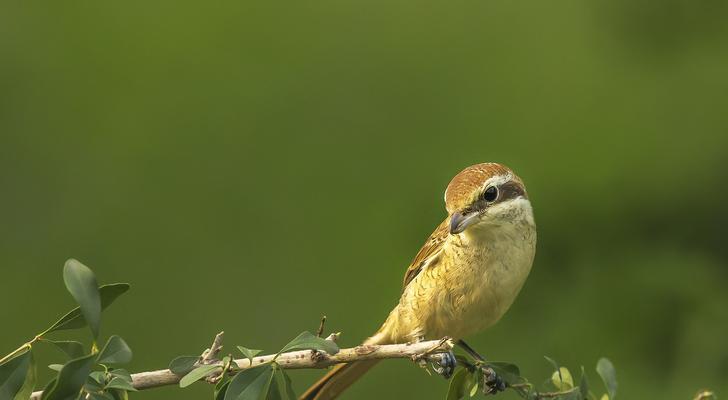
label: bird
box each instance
[300,162,537,400]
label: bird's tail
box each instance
[298,359,380,400]
[299,329,392,400]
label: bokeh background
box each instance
[1,0,727,399]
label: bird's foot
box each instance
[481,366,506,395]
[430,350,457,379]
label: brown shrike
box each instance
[301,163,537,399]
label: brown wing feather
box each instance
[402,218,449,289]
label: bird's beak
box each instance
[449,212,479,234]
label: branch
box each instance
[30,338,453,399]
[200,331,225,364]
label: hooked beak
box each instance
[449,211,479,234]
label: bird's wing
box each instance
[402,218,449,289]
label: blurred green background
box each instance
[1,0,727,399]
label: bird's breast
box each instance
[419,222,536,340]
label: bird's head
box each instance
[444,163,534,235]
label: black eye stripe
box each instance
[467,181,526,213]
[500,181,526,200]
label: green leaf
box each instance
[237,346,263,366]
[44,353,96,400]
[488,362,523,385]
[109,369,132,382]
[84,374,105,392]
[551,367,573,390]
[97,336,132,364]
[0,349,33,400]
[558,389,582,400]
[48,365,64,372]
[88,370,106,385]
[42,283,130,335]
[544,356,562,384]
[224,364,275,400]
[446,368,473,400]
[215,379,231,400]
[106,376,137,391]
[108,388,129,400]
[579,366,589,399]
[179,365,221,388]
[40,378,56,400]
[88,393,115,400]
[269,366,296,400]
[40,339,86,359]
[168,356,199,376]
[278,332,339,355]
[596,358,617,400]
[468,376,479,397]
[13,351,36,400]
[63,259,102,339]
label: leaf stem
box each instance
[0,336,38,365]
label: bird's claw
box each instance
[430,351,457,379]
[482,366,506,395]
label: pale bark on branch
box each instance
[29,338,453,399]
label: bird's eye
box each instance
[482,186,498,202]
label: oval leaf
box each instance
[579,366,589,399]
[88,371,106,386]
[39,378,56,400]
[40,340,86,359]
[278,332,339,355]
[13,351,36,400]
[44,353,96,400]
[169,356,199,376]
[544,356,562,383]
[236,346,262,366]
[446,368,472,400]
[596,358,617,400]
[224,364,274,400]
[551,367,574,390]
[105,376,137,391]
[62,259,102,338]
[488,362,523,386]
[215,380,230,400]
[98,336,132,364]
[0,349,33,400]
[43,283,130,335]
[84,376,104,393]
[109,369,132,382]
[179,365,221,388]
[269,366,296,400]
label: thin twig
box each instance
[0,343,30,365]
[533,391,579,399]
[29,338,453,400]
[316,316,327,338]
[509,384,580,399]
[200,331,225,364]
